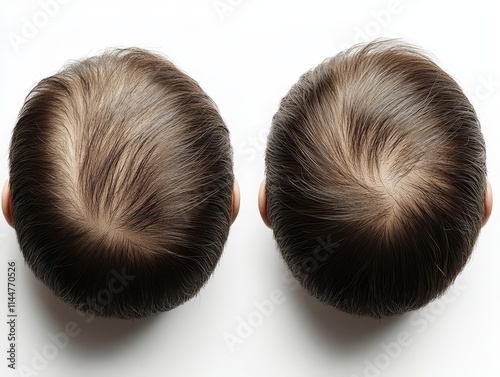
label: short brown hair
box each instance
[265,40,487,318]
[9,48,233,319]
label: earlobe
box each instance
[258,180,272,229]
[231,180,240,224]
[2,180,14,228]
[482,179,493,227]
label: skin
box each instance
[231,180,240,224]
[258,179,494,230]
[1,180,12,228]
[258,180,271,229]
[2,179,241,228]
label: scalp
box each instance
[266,40,487,317]
[9,49,234,318]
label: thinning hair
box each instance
[265,40,487,318]
[10,48,233,319]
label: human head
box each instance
[2,48,239,319]
[260,40,493,318]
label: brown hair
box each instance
[265,40,487,318]
[9,48,233,319]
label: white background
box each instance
[0,1,499,376]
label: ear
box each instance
[2,180,14,228]
[258,180,271,229]
[482,179,493,227]
[231,180,240,224]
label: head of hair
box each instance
[9,48,233,319]
[265,40,487,318]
